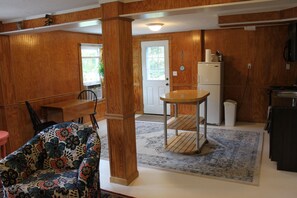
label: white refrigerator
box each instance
[197,62,223,125]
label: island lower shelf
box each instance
[165,132,207,154]
[167,115,204,131]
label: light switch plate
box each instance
[173,71,178,76]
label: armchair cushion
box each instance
[4,169,80,197]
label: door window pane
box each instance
[146,46,165,80]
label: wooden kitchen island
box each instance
[160,90,210,154]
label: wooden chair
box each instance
[77,90,99,129]
[25,101,57,136]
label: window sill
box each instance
[97,98,105,103]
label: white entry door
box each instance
[141,40,170,115]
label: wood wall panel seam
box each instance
[22,93,79,103]
[0,104,19,108]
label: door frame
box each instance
[141,39,171,115]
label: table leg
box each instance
[175,103,178,136]
[164,101,167,146]
[204,98,207,139]
[196,101,200,151]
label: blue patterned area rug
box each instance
[100,121,263,185]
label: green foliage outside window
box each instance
[99,61,104,79]
[81,44,102,85]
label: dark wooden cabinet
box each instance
[269,106,297,172]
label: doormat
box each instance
[101,121,263,185]
[135,114,169,123]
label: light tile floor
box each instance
[98,118,297,198]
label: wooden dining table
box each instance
[41,99,95,123]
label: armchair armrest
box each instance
[0,134,44,187]
[77,132,101,188]
[78,157,99,186]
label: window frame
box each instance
[80,43,103,100]
[80,43,103,87]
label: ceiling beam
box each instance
[0,0,284,33]
[122,0,253,15]
[0,8,101,33]
[0,0,251,33]
[219,6,297,27]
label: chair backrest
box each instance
[42,122,94,169]
[77,90,98,111]
[25,101,42,130]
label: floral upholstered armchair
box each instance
[0,122,101,198]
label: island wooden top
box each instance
[160,90,210,103]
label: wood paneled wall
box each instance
[10,32,82,100]
[0,31,104,152]
[0,36,16,107]
[132,25,297,122]
[205,26,297,122]
[0,35,20,152]
[132,31,201,115]
[2,24,297,151]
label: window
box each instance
[81,44,102,86]
[145,46,165,80]
[80,44,103,99]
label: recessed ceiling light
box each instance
[147,23,164,31]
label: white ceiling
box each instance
[0,0,99,22]
[1,0,297,36]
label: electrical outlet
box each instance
[286,63,290,70]
[248,63,252,69]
